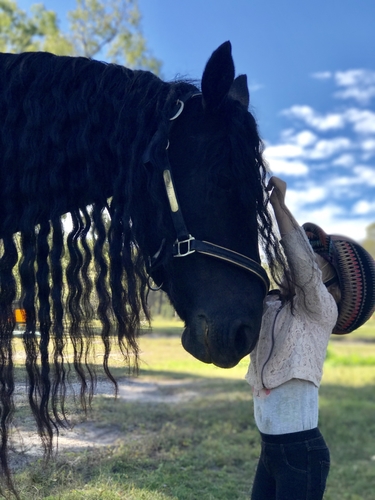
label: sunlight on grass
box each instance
[150,316,184,329]
[10,317,375,500]
[138,336,250,380]
[11,317,375,383]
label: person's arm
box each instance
[268,175,317,288]
[267,176,298,237]
[268,177,335,315]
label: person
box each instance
[246,176,375,500]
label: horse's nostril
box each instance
[234,324,252,357]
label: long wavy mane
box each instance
[0,51,197,493]
[0,50,287,495]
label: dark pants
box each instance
[251,428,330,500]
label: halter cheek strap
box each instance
[144,91,270,296]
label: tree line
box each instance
[0,0,160,71]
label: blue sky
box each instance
[17,0,375,241]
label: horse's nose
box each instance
[208,317,257,367]
[181,313,259,368]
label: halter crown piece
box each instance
[303,222,375,334]
[143,92,270,295]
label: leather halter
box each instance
[144,92,270,295]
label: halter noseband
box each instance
[144,92,270,295]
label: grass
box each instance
[6,318,375,499]
[140,316,185,338]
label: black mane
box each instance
[0,51,197,493]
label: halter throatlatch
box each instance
[144,92,270,295]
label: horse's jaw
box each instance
[181,312,261,368]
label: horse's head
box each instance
[142,42,271,368]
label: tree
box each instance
[0,0,72,53]
[0,0,161,72]
[147,289,176,319]
[362,222,375,258]
[68,0,160,72]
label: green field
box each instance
[8,319,375,499]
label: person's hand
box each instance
[267,176,297,236]
[267,176,287,207]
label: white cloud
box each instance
[335,70,375,87]
[308,137,352,160]
[264,140,312,175]
[344,108,375,135]
[311,71,332,80]
[286,186,327,207]
[291,203,369,241]
[268,68,375,244]
[329,176,353,186]
[361,139,375,160]
[362,139,375,153]
[290,203,344,228]
[353,165,375,186]
[294,130,318,147]
[267,134,353,163]
[281,106,375,138]
[266,158,309,176]
[265,144,304,159]
[312,69,375,104]
[335,87,375,104]
[334,69,375,105]
[319,218,371,242]
[353,200,375,215]
[279,129,318,147]
[332,154,355,167]
[282,106,345,131]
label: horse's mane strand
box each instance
[0,51,196,493]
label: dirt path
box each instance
[10,378,199,466]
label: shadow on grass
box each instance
[10,372,375,500]
[91,381,375,500]
[90,381,375,500]
[13,373,259,499]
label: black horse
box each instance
[0,41,285,492]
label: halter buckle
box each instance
[174,235,196,257]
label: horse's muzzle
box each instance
[181,313,260,368]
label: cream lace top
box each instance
[245,226,338,391]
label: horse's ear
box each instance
[229,75,250,109]
[201,41,235,112]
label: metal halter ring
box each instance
[147,275,163,291]
[169,100,184,121]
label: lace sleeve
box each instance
[281,226,333,316]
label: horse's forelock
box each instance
[210,98,288,288]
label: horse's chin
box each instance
[181,316,260,369]
[181,326,214,365]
